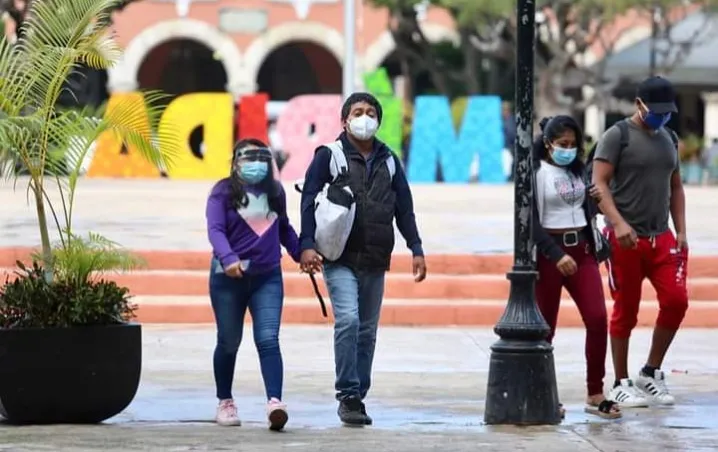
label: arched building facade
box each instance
[108,0,460,100]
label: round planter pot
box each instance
[0,323,142,424]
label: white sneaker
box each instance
[216,399,241,426]
[608,378,650,407]
[636,369,675,405]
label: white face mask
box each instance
[348,115,379,141]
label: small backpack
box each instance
[585,119,679,182]
[294,140,396,262]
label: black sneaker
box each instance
[337,396,367,426]
[359,401,373,425]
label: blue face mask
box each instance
[551,146,577,166]
[641,109,672,130]
[239,161,268,184]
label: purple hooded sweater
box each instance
[206,178,300,275]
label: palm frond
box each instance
[0,0,178,277]
[32,230,146,286]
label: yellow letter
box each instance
[160,93,234,179]
[87,92,160,178]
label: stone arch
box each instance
[243,21,345,90]
[363,23,460,72]
[107,19,245,95]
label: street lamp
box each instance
[342,0,356,99]
[483,0,561,425]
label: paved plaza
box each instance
[2,325,718,451]
[3,180,718,450]
[3,179,718,255]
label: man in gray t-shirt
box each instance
[592,76,688,409]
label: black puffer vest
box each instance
[335,134,396,271]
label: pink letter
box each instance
[275,95,342,180]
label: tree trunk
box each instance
[32,180,54,282]
[395,33,413,100]
[392,8,451,96]
[460,28,481,95]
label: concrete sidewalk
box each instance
[3,179,718,255]
[2,325,717,451]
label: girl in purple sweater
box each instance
[206,138,300,430]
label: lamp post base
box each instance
[483,339,561,425]
[483,269,561,425]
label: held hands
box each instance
[224,262,243,278]
[614,221,638,249]
[300,249,323,274]
[412,256,427,282]
[556,255,577,276]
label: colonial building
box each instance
[108,0,458,102]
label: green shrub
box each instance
[0,261,136,329]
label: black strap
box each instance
[598,399,619,414]
[309,273,328,317]
[604,119,630,174]
[616,119,630,151]
[665,127,679,149]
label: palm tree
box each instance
[0,0,179,282]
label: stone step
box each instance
[3,247,718,277]
[3,269,718,301]
[130,296,718,327]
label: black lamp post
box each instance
[483,0,561,425]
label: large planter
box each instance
[0,323,142,424]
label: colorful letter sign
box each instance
[363,68,403,158]
[87,90,505,183]
[161,93,234,179]
[86,92,160,178]
[238,93,269,143]
[407,95,504,183]
[275,94,343,181]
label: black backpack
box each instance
[585,119,679,182]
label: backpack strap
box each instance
[293,141,348,193]
[586,119,630,164]
[324,140,348,182]
[385,153,396,180]
[665,126,679,149]
[616,119,630,152]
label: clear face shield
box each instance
[233,146,273,185]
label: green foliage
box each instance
[0,261,136,329]
[0,0,180,329]
[33,231,146,287]
[680,133,703,161]
[451,97,467,130]
[0,0,180,279]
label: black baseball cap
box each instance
[636,76,677,114]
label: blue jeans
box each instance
[323,263,385,400]
[209,260,284,401]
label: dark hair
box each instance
[341,92,383,124]
[532,115,585,177]
[229,138,282,216]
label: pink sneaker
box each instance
[216,399,241,426]
[267,398,288,431]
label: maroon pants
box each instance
[536,240,607,396]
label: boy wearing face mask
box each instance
[299,93,427,426]
[206,139,301,430]
[592,76,688,408]
[532,115,621,420]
